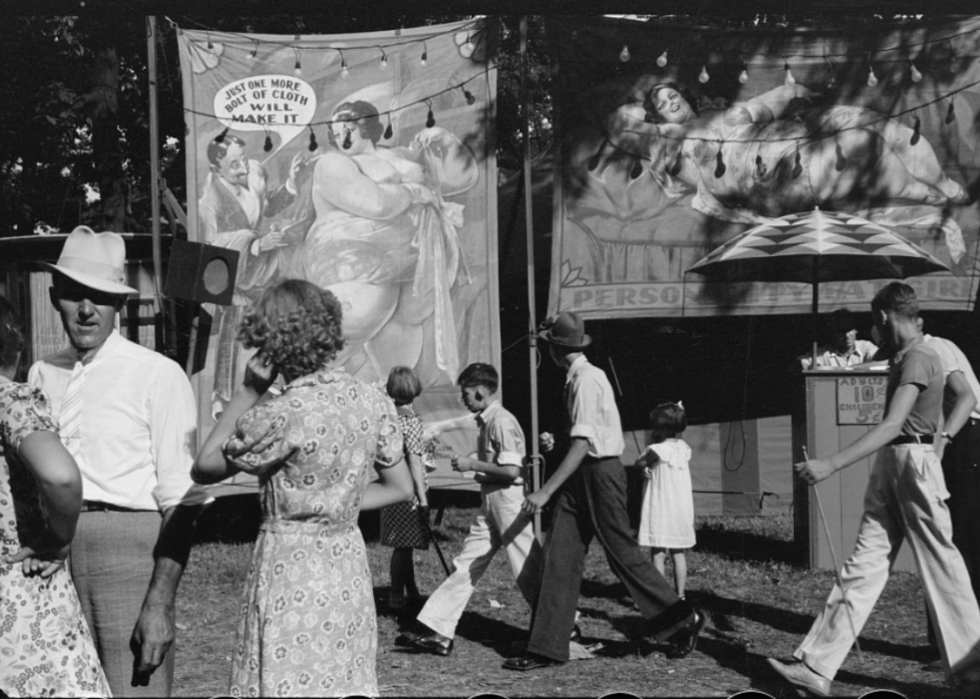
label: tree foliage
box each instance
[0,7,954,236]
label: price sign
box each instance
[836,375,888,425]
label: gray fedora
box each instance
[539,311,591,350]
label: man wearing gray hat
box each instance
[28,226,211,697]
[503,311,704,671]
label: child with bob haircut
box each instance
[634,401,696,599]
[380,365,431,611]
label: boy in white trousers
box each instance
[397,363,541,655]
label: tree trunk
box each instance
[88,42,127,231]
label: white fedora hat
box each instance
[40,226,138,295]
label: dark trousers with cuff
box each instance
[526,456,695,661]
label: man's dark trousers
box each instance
[526,456,695,661]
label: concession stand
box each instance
[793,367,916,572]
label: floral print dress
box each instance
[223,368,402,698]
[0,380,110,698]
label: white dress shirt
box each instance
[565,355,625,458]
[924,333,980,421]
[29,330,210,511]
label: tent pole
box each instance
[520,16,543,542]
[147,17,166,349]
[812,258,819,367]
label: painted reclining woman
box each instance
[644,81,969,225]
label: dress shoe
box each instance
[570,624,582,643]
[767,658,832,697]
[665,609,706,659]
[502,653,564,671]
[396,630,454,656]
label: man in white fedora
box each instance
[504,310,705,671]
[28,226,211,697]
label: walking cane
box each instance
[802,446,864,663]
[418,506,452,578]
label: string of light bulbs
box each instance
[169,16,485,75]
[185,68,493,153]
[580,73,980,180]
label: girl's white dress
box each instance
[637,438,696,549]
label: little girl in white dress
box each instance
[634,401,695,598]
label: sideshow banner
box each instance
[548,16,980,319]
[177,20,497,457]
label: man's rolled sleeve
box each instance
[150,360,213,510]
[489,414,526,467]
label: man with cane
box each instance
[768,282,980,698]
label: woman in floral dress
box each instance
[193,279,413,698]
[0,296,110,698]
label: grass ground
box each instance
[174,502,948,698]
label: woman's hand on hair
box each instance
[244,352,278,395]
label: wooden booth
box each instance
[792,368,916,573]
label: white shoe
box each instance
[767,658,832,697]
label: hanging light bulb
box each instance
[384,116,393,140]
[909,58,923,83]
[293,51,302,76]
[792,143,803,179]
[308,127,318,152]
[420,42,428,66]
[340,51,349,78]
[619,44,630,62]
[784,61,796,86]
[379,49,389,70]
[867,55,878,87]
[738,62,749,85]
[215,127,229,144]
[668,149,683,177]
[250,41,258,59]
[264,132,273,153]
[426,101,435,128]
[587,139,607,171]
[946,98,956,124]
[206,33,213,52]
[342,125,352,150]
[714,143,726,178]
[699,65,710,83]
[656,49,668,67]
[461,85,476,105]
[911,114,921,145]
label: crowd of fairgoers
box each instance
[2,228,980,699]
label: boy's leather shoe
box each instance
[502,653,564,671]
[767,658,832,697]
[395,630,454,656]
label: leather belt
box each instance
[891,434,934,446]
[81,500,134,513]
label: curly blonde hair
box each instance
[238,279,345,379]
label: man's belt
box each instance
[81,500,134,513]
[891,434,934,446]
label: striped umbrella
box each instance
[686,207,951,316]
